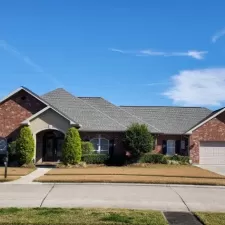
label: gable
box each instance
[0,89,46,137]
[29,108,71,134]
[186,107,225,134]
[191,110,225,140]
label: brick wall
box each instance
[154,134,187,153]
[0,90,46,139]
[190,111,225,163]
[79,131,125,155]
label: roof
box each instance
[4,86,215,134]
[120,106,212,134]
[185,107,225,134]
[42,89,128,131]
[0,86,80,127]
[79,97,160,133]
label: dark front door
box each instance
[43,131,64,162]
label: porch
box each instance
[35,129,65,164]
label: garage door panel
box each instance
[200,142,225,165]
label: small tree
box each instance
[62,127,82,164]
[16,126,35,165]
[123,123,154,158]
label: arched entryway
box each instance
[36,129,65,163]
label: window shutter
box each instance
[185,139,189,156]
[175,140,181,154]
[162,140,167,154]
[109,140,114,157]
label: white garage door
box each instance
[200,142,225,165]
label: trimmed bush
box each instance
[81,141,94,155]
[123,123,154,158]
[62,127,82,165]
[16,126,35,165]
[139,153,167,164]
[167,155,190,164]
[82,154,109,164]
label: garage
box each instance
[200,141,225,165]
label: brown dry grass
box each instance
[36,174,225,185]
[0,167,35,182]
[46,165,224,179]
[36,165,225,185]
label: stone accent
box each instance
[0,90,46,139]
[190,111,225,163]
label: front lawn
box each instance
[0,167,35,182]
[0,208,167,225]
[195,212,225,225]
[35,165,225,185]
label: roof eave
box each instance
[185,107,225,134]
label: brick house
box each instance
[0,86,224,165]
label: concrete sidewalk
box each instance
[7,168,51,184]
[0,183,225,212]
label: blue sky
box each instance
[0,0,225,108]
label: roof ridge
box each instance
[57,89,128,130]
[97,98,161,132]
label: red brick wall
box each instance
[79,131,125,155]
[190,111,225,163]
[154,134,186,153]
[0,90,46,138]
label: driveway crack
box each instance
[40,184,55,207]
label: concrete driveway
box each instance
[197,165,225,176]
[1,183,225,212]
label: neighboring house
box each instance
[0,86,225,165]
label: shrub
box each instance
[62,127,82,165]
[16,126,35,165]
[81,141,94,155]
[123,123,154,158]
[167,155,190,164]
[82,154,109,164]
[139,153,167,164]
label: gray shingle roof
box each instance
[42,89,127,131]
[120,106,212,134]
[41,88,212,134]
[79,97,160,133]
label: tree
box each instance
[62,127,82,164]
[123,123,154,158]
[16,126,35,165]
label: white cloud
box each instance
[212,28,225,43]
[0,40,62,86]
[164,68,225,106]
[109,48,127,53]
[109,48,207,60]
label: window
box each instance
[90,137,109,154]
[167,140,175,156]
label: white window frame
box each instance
[167,140,175,156]
[90,136,109,154]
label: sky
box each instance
[0,0,225,108]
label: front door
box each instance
[43,131,64,162]
[45,137,55,161]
